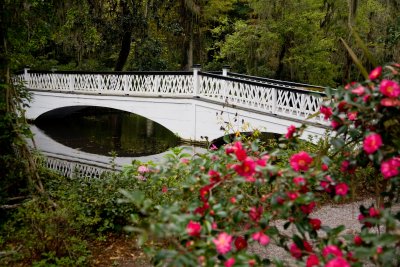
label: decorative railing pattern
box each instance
[18,68,327,124]
[198,72,325,123]
[41,156,116,179]
[25,71,193,96]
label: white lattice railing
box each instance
[19,68,326,124]
[198,72,326,123]
[41,156,116,179]
[23,71,193,96]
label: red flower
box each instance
[290,151,313,171]
[300,202,316,214]
[353,235,363,246]
[309,218,321,230]
[363,133,382,154]
[233,141,247,161]
[224,258,235,267]
[199,184,214,201]
[213,232,233,254]
[285,125,296,139]
[208,169,221,183]
[337,101,348,112]
[289,243,302,259]
[325,257,350,267]
[162,186,168,193]
[249,206,263,222]
[258,232,270,246]
[380,157,400,179]
[331,119,342,130]
[369,207,380,217]
[234,236,247,250]
[379,79,400,97]
[256,154,270,166]
[306,254,319,267]
[186,220,202,237]
[320,106,333,120]
[369,66,382,80]
[335,183,349,196]
[233,157,257,178]
[321,164,329,171]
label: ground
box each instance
[90,235,151,267]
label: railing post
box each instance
[192,64,201,97]
[272,88,277,114]
[97,74,103,92]
[222,65,230,77]
[24,68,30,87]
[69,74,74,91]
[222,65,230,100]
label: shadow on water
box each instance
[34,107,181,157]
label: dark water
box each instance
[34,107,181,157]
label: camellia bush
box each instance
[122,63,400,266]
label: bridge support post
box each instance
[222,66,230,100]
[24,68,30,86]
[272,88,277,114]
[192,64,201,97]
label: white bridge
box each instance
[18,67,328,143]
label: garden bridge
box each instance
[18,66,328,143]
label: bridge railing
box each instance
[22,69,194,96]
[198,71,326,123]
[19,68,327,124]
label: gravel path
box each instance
[249,198,400,266]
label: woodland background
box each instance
[1,0,400,86]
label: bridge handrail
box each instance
[198,71,326,123]
[226,72,326,91]
[24,70,193,75]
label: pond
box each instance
[34,106,182,157]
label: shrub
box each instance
[121,63,400,266]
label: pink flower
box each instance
[380,157,400,179]
[306,254,320,267]
[285,125,296,139]
[381,98,400,106]
[293,176,306,186]
[335,183,349,196]
[162,186,168,193]
[234,236,247,250]
[322,245,343,258]
[379,79,400,97]
[258,232,270,246]
[325,257,350,267]
[322,164,329,171]
[138,165,150,173]
[309,218,322,230]
[290,151,313,171]
[210,144,218,150]
[180,158,189,164]
[213,232,233,254]
[320,106,333,120]
[363,133,382,154]
[369,66,382,80]
[186,220,202,237]
[233,157,256,178]
[256,154,270,166]
[347,111,357,121]
[287,191,300,201]
[224,258,235,267]
[351,86,365,96]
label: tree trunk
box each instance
[114,0,132,71]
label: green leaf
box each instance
[331,137,345,149]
